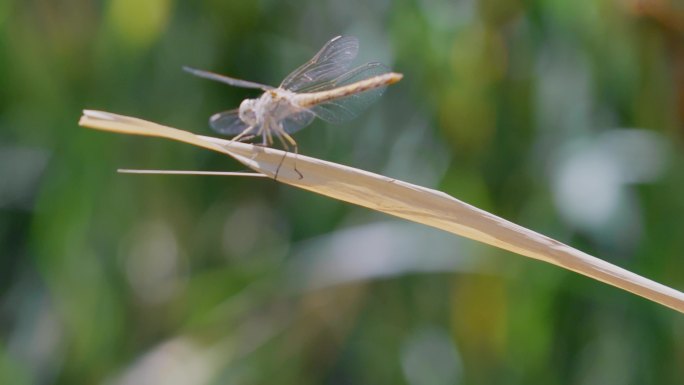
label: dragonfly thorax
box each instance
[238,89,299,127]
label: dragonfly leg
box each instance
[266,128,274,146]
[231,125,256,143]
[279,130,298,149]
[249,126,269,148]
[274,126,302,180]
[272,133,287,180]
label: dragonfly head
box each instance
[238,99,258,125]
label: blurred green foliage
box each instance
[1,0,684,384]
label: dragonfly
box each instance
[183,36,402,152]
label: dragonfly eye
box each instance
[239,99,257,124]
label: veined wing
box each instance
[184,66,274,91]
[282,110,316,134]
[280,36,359,92]
[209,109,250,135]
[210,108,314,136]
[307,62,392,123]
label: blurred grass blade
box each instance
[79,110,684,313]
[117,169,268,177]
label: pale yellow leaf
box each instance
[79,110,684,313]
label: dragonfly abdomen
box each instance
[295,72,403,108]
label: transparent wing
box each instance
[184,66,274,91]
[280,36,359,92]
[308,62,391,123]
[281,110,316,134]
[209,109,250,135]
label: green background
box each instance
[1,0,684,384]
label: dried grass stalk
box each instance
[79,110,684,313]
